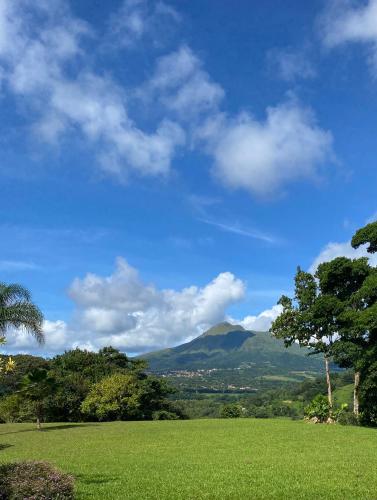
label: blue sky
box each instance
[1,0,377,355]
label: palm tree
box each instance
[19,368,57,429]
[0,283,44,344]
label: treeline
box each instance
[0,347,183,426]
[174,370,354,420]
[271,220,377,425]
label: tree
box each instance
[350,221,377,424]
[81,373,142,421]
[271,267,341,411]
[220,403,243,418]
[0,283,44,343]
[351,221,377,254]
[19,369,57,430]
[316,256,371,416]
[81,372,179,422]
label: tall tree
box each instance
[350,220,377,424]
[271,267,342,410]
[316,256,371,416]
[0,283,44,344]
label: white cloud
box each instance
[4,319,69,353]
[69,258,245,352]
[199,99,333,196]
[319,0,377,75]
[145,46,225,118]
[1,257,289,354]
[107,0,180,48]
[0,1,335,197]
[0,0,184,179]
[6,258,244,355]
[267,48,316,82]
[198,218,278,244]
[0,260,40,271]
[229,304,283,332]
[310,240,377,273]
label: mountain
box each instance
[142,322,324,376]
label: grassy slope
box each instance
[333,383,354,407]
[1,420,377,499]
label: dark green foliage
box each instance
[0,355,49,396]
[19,368,58,429]
[304,395,331,422]
[351,220,377,254]
[317,257,370,301]
[220,403,243,418]
[358,348,377,426]
[0,347,177,423]
[152,410,180,420]
[0,461,74,499]
[337,409,359,426]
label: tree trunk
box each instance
[324,356,333,410]
[354,371,360,417]
[36,416,42,431]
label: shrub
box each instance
[336,408,359,426]
[152,410,179,420]
[220,403,243,418]
[0,461,74,499]
[304,395,331,422]
[0,395,34,423]
[252,406,273,419]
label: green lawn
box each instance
[1,419,376,499]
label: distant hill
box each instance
[142,322,324,376]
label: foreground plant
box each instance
[0,461,74,499]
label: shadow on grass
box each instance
[0,423,98,436]
[0,443,13,451]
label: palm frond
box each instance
[0,284,44,344]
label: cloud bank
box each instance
[4,258,250,355]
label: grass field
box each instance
[1,419,376,499]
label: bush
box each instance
[336,409,359,426]
[220,403,243,418]
[152,410,179,420]
[0,395,34,423]
[0,461,74,499]
[304,395,331,423]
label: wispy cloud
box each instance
[0,260,41,271]
[199,218,278,244]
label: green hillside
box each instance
[142,322,324,375]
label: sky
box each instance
[1,0,377,356]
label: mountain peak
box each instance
[200,321,246,337]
